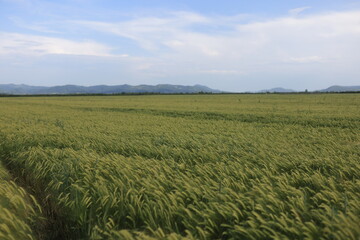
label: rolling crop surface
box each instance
[0,94,359,239]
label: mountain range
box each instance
[0,84,221,95]
[259,85,360,93]
[0,84,359,95]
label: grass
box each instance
[0,94,359,239]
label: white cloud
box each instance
[8,16,62,34]
[289,7,311,16]
[74,10,360,60]
[0,32,118,57]
[73,11,210,51]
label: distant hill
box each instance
[0,84,48,94]
[319,85,360,92]
[259,87,295,93]
[0,84,221,95]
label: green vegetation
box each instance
[0,162,42,240]
[0,94,359,239]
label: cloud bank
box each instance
[0,32,116,56]
[1,8,360,91]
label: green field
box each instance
[0,94,359,240]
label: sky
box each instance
[0,0,360,92]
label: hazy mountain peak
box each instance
[320,85,360,92]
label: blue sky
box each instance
[1,0,360,91]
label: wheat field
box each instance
[0,94,359,239]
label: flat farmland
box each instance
[0,94,359,239]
